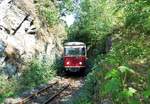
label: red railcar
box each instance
[63,42,87,72]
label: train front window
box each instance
[64,47,85,56]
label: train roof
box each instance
[64,42,85,46]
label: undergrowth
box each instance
[0,58,56,103]
[0,75,17,103]
[69,38,150,103]
[18,59,56,92]
[67,0,150,103]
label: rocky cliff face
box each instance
[0,0,67,78]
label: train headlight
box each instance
[79,62,82,65]
[66,62,70,65]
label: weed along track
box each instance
[16,76,84,104]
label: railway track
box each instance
[17,81,70,104]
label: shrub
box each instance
[0,59,57,103]
[18,58,56,91]
[0,58,57,103]
[0,75,17,103]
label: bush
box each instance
[0,58,57,103]
[0,75,17,103]
[18,58,56,91]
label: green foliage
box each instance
[124,0,150,34]
[36,0,59,26]
[105,69,120,79]
[97,34,149,103]
[59,0,74,14]
[103,78,121,95]
[100,66,140,103]
[0,58,56,103]
[0,75,17,103]
[68,0,116,47]
[143,89,150,98]
[68,0,150,103]
[19,59,56,91]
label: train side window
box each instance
[81,47,85,55]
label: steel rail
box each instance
[43,84,70,104]
[17,81,58,104]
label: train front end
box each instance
[63,42,87,72]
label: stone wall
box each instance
[0,0,67,78]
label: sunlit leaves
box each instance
[105,69,120,79]
[120,87,136,98]
[69,0,116,47]
[37,0,59,26]
[118,66,135,73]
[123,0,150,34]
[100,65,143,103]
[20,59,56,90]
[68,0,150,103]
